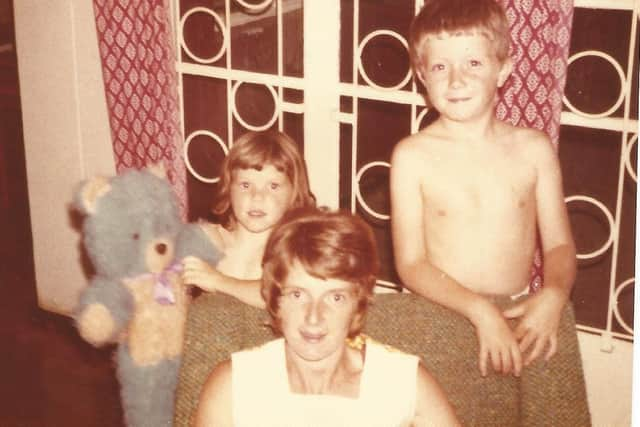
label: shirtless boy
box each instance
[390,0,576,377]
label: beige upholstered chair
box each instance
[174,292,591,426]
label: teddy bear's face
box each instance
[80,170,183,279]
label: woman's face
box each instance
[278,262,358,363]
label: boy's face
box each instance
[415,31,512,123]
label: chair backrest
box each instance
[173,292,272,426]
[174,292,590,427]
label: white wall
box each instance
[578,332,634,427]
[14,0,114,315]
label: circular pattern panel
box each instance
[232,82,279,131]
[565,195,615,260]
[355,161,391,220]
[357,30,412,91]
[624,134,637,183]
[183,130,228,183]
[563,51,626,118]
[234,0,273,13]
[612,277,634,335]
[180,7,227,64]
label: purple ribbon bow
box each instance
[153,262,183,305]
[128,262,184,306]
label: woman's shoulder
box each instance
[231,339,285,396]
[194,359,233,427]
[362,337,419,387]
[366,337,418,360]
[233,338,284,364]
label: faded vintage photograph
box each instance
[1,0,636,426]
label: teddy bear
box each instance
[72,164,221,427]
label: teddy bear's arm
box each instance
[175,223,223,266]
[74,276,133,347]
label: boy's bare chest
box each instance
[421,152,536,215]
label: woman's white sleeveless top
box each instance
[231,337,418,427]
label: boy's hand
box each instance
[502,287,566,366]
[181,255,224,293]
[471,300,523,377]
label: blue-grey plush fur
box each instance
[73,170,185,338]
[117,345,180,427]
[73,168,222,427]
[175,223,222,266]
[74,276,133,339]
[75,170,183,279]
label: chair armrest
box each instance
[519,301,591,426]
[173,293,273,427]
[365,293,520,426]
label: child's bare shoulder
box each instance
[508,125,557,164]
[392,128,440,164]
[511,125,549,145]
[197,222,230,251]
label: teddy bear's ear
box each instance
[74,176,112,215]
[146,162,167,180]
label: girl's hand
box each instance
[181,256,225,293]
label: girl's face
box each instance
[230,164,294,234]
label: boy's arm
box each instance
[182,256,265,309]
[390,140,522,377]
[503,132,576,365]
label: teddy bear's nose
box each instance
[156,243,167,255]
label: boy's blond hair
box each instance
[409,0,511,73]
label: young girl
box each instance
[181,130,316,308]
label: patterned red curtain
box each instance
[497,0,575,290]
[92,0,187,217]
[498,0,574,146]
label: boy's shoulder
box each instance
[391,131,432,171]
[491,121,551,153]
[505,124,556,158]
[393,126,442,156]
[506,123,549,144]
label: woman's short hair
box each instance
[261,207,379,338]
[409,0,511,73]
[212,130,316,228]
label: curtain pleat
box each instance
[498,0,575,291]
[92,0,187,217]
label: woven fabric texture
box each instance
[173,292,590,427]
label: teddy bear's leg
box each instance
[116,346,180,427]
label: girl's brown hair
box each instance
[212,130,315,227]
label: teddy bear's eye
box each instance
[132,233,139,240]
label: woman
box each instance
[194,208,459,426]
